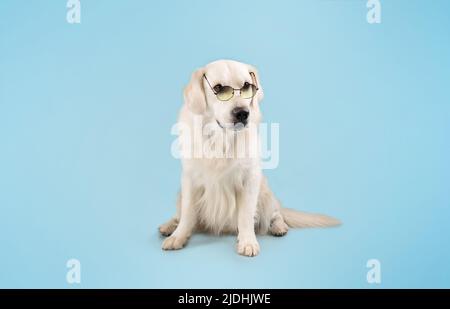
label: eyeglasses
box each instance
[203,72,259,101]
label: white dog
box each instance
[159,60,340,257]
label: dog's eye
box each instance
[213,84,223,93]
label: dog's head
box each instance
[184,60,264,131]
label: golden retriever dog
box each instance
[159,60,340,257]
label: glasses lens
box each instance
[240,83,257,99]
[216,86,234,101]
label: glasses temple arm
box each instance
[250,72,259,90]
[203,74,217,94]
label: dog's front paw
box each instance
[162,234,188,250]
[237,237,260,257]
[159,218,178,237]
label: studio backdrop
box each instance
[0,0,449,288]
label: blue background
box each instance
[1,0,449,288]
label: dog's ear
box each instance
[184,67,206,114]
[248,65,264,103]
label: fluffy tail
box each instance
[280,208,341,228]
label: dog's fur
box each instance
[159,60,340,256]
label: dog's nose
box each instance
[232,107,249,123]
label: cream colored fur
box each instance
[159,60,340,257]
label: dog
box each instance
[159,60,340,257]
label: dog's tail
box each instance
[280,207,341,228]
